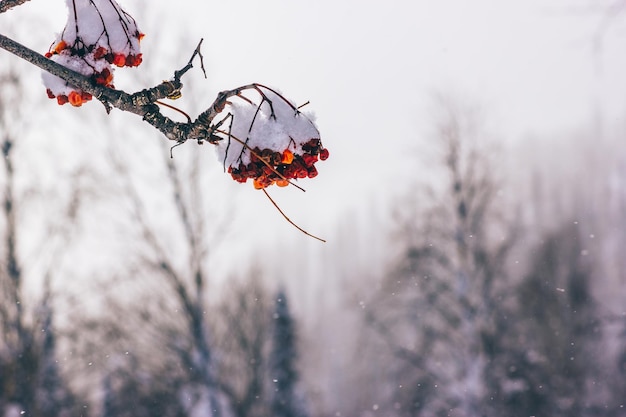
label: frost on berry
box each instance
[42,0,143,106]
[211,85,329,189]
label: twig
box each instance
[174,38,206,82]
[261,189,325,243]
[156,100,192,123]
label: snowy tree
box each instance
[364,98,517,416]
[498,223,608,417]
[102,144,225,417]
[269,289,308,417]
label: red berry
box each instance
[296,168,308,179]
[68,91,83,107]
[93,68,110,86]
[112,54,126,67]
[301,153,318,167]
[93,46,107,59]
[126,54,142,67]
[319,148,329,161]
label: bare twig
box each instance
[261,189,325,242]
[174,38,207,81]
[156,100,192,123]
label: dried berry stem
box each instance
[156,100,192,124]
[262,189,325,243]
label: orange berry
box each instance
[68,91,83,107]
[57,95,68,105]
[281,149,294,164]
[253,178,265,189]
[276,179,290,187]
[112,54,126,67]
[54,40,67,54]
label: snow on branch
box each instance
[0,0,30,14]
[0,0,329,238]
[0,0,328,188]
[42,0,144,106]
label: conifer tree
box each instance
[269,289,307,417]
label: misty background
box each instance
[1,0,626,416]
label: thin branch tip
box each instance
[262,189,326,243]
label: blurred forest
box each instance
[2,5,626,417]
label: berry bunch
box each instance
[228,139,330,189]
[212,85,328,189]
[42,0,143,107]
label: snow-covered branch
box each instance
[0,0,30,14]
[0,0,328,196]
[0,33,196,136]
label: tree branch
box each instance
[0,33,243,144]
[0,0,30,14]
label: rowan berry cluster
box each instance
[228,139,329,189]
[212,85,328,189]
[42,0,143,107]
